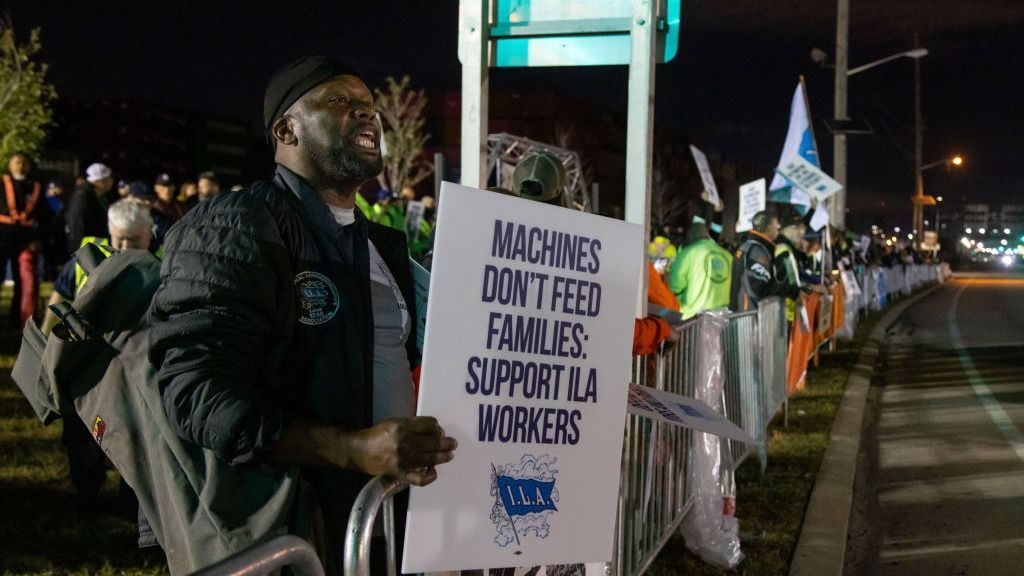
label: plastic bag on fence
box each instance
[837,269,860,341]
[680,313,744,569]
[870,267,885,311]
[837,308,857,340]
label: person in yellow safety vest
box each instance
[667,220,734,319]
[372,189,406,231]
[42,197,157,334]
[39,196,156,513]
[774,214,825,323]
[649,234,677,274]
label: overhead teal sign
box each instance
[461,0,681,67]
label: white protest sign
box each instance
[689,145,720,207]
[627,384,757,445]
[404,182,643,572]
[809,205,830,231]
[775,154,842,201]
[736,178,767,232]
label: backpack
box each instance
[12,244,299,575]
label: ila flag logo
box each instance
[496,477,558,517]
[491,454,560,547]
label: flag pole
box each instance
[492,463,521,546]
[800,75,833,284]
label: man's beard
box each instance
[308,138,383,183]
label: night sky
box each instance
[11,0,1024,231]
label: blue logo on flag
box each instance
[496,476,558,517]
[491,454,560,547]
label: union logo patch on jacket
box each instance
[294,270,340,326]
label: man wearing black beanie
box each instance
[148,56,456,574]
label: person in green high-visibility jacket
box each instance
[354,188,373,219]
[667,220,733,319]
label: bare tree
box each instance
[650,152,685,233]
[552,120,594,201]
[374,75,433,194]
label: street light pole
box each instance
[831,0,850,230]
[825,2,927,233]
[912,33,930,249]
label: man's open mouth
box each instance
[354,129,378,150]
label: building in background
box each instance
[44,99,269,187]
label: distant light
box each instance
[1002,255,1014,267]
[952,156,963,166]
[924,220,930,226]
[1004,228,1011,234]
[977,242,984,249]
[894,226,901,233]
[979,228,986,234]
[961,237,971,247]
[965,227,972,234]
[908,233,914,240]
[1001,239,1008,246]
[886,240,893,246]
[937,196,944,202]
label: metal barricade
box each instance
[757,298,788,426]
[341,307,792,576]
[344,476,408,576]
[611,317,700,576]
[189,535,325,576]
[721,310,765,472]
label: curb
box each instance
[788,282,945,576]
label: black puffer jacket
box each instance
[729,229,785,311]
[148,165,418,568]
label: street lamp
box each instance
[817,25,929,229]
[921,155,965,171]
[847,48,929,76]
[921,155,963,235]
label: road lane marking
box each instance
[948,279,1024,464]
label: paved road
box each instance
[846,274,1024,576]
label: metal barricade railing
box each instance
[200,260,962,576]
[757,298,788,426]
[344,476,408,576]
[612,317,700,576]
[339,302,806,576]
[189,535,325,576]
[721,310,765,472]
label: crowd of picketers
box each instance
[1,150,443,527]
[2,145,919,363]
[639,197,930,354]
[3,143,923,520]
[0,152,438,332]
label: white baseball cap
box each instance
[85,163,112,183]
